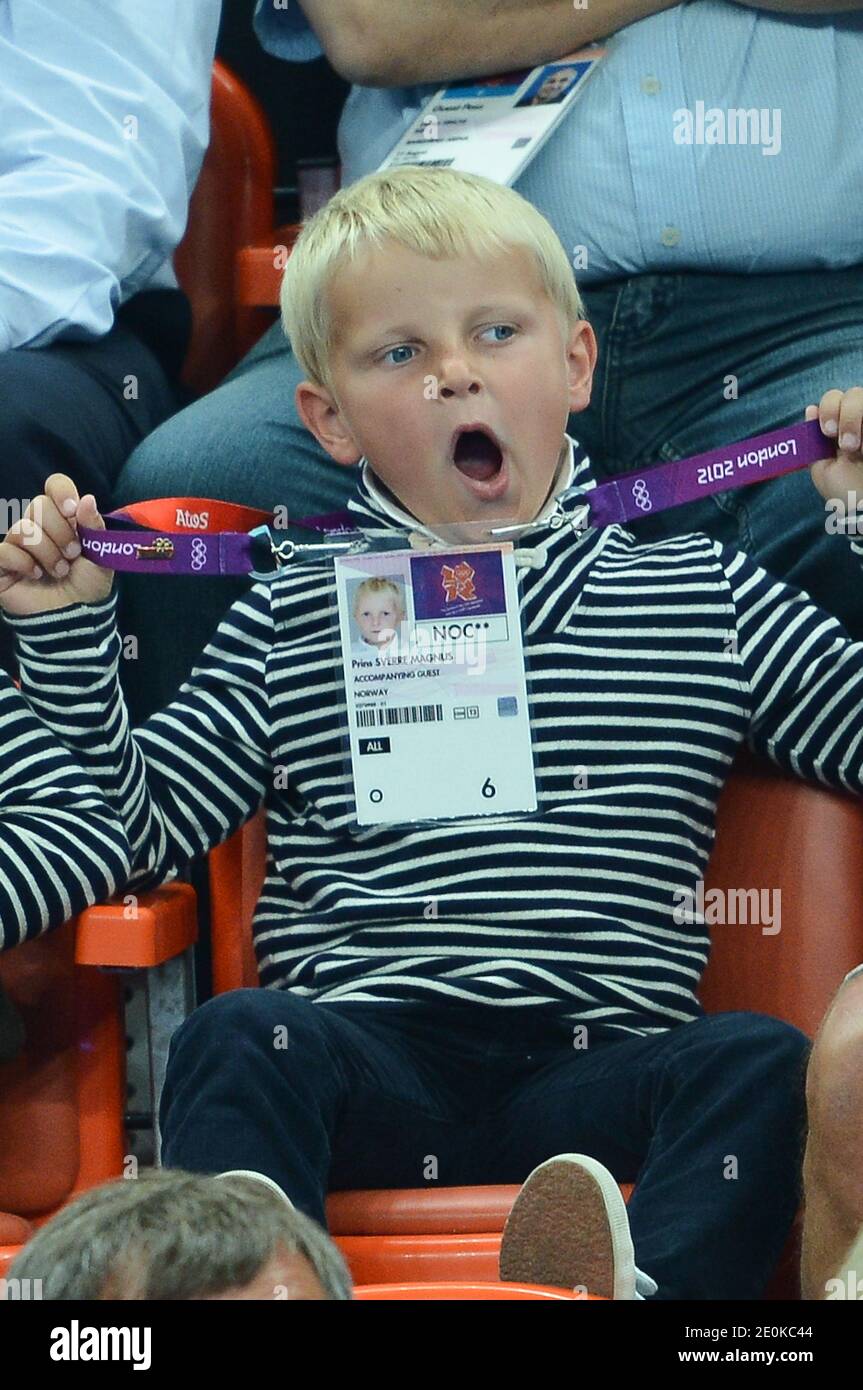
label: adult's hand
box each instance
[297,0,682,87]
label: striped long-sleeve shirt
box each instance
[7,442,863,1034]
[0,675,131,951]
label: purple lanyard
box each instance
[299,419,831,536]
[586,418,828,529]
[76,419,831,578]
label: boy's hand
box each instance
[0,474,111,617]
[807,388,863,512]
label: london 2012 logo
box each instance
[440,560,477,602]
[411,550,505,620]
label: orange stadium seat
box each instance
[0,883,198,1279]
[173,59,290,396]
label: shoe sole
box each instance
[499,1154,635,1300]
[216,1170,294,1208]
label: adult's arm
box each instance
[295,0,682,87]
[0,0,221,352]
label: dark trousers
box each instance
[0,289,190,679]
[160,990,810,1300]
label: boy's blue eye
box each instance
[383,345,415,365]
[482,324,516,342]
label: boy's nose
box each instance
[436,351,482,398]
[440,379,481,399]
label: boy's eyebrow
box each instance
[470,302,530,318]
[356,324,419,346]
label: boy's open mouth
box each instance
[451,425,504,482]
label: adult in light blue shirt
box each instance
[255,0,863,281]
[0,0,220,673]
[114,0,863,726]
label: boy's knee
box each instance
[169,989,323,1062]
[746,1015,811,1093]
[704,1010,810,1071]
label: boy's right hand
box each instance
[0,474,112,617]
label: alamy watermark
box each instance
[825,494,863,535]
[673,101,781,157]
[672,879,781,936]
[0,1276,43,1300]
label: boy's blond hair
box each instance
[353,576,405,616]
[280,165,585,393]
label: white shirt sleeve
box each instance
[0,0,221,350]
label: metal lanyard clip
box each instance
[248,524,364,582]
[487,498,591,540]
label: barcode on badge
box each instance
[357,704,445,728]
[419,158,455,167]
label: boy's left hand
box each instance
[807,387,863,508]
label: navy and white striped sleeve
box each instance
[0,675,132,951]
[716,539,863,793]
[4,585,275,893]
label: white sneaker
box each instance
[499,1153,656,1301]
[216,1169,295,1209]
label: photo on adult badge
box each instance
[334,545,537,827]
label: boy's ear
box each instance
[565,319,598,415]
[295,381,363,467]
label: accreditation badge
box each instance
[334,543,537,827]
[377,48,606,187]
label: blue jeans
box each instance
[113,265,863,723]
[160,991,809,1300]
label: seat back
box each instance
[173,60,276,396]
[209,805,266,994]
[698,748,863,1035]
